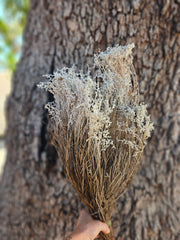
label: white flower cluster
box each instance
[38,44,153,151]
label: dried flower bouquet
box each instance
[38,43,153,240]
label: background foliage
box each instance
[0,0,29,70]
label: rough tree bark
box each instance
[0,0,179,239]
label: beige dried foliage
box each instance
[38,43,153,240]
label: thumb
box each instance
[97,221,110,234]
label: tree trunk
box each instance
[0,0,179,239]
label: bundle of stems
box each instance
[38,44,153,240]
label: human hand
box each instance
[65,208,110,240]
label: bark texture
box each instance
[0,0,180,239]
